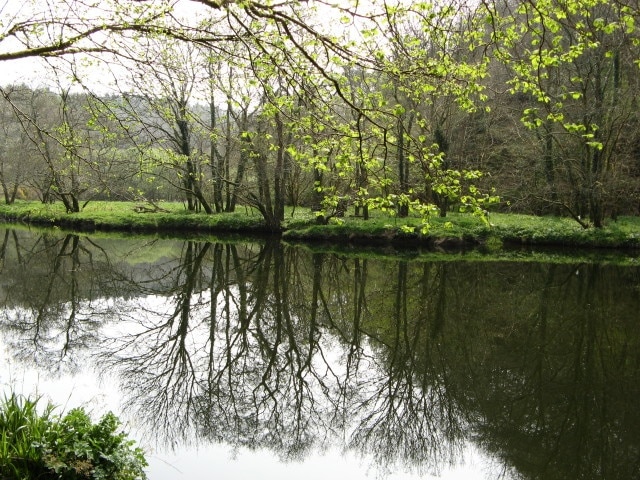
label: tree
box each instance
[483,0,640,227]
[0,0,175,62]
[1,0,506,229]
[203,49,258,213]
[3,79,133,211]
[378,1,497,222]
[0,85,38,204]
[118,39,215,213]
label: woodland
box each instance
[1,0,639,231]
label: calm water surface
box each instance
[1,226,639,480]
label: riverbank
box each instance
[0,200,639,250]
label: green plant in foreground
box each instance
[0,393,147,480]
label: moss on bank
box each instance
[0,200,639,250]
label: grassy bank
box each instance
[0,200,639,250]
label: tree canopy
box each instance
[1,0,639,228]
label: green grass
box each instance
[0,394,53,478]
[283,211,640,249]
[0,200,271,235]
[488,212,640,248]
[0,393,147,480]
[0,200,639,250]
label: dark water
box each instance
[1,226,639,480]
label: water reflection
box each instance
[1,226,639,479]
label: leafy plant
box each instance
[0,393,147,480]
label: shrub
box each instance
[0,393,147,480]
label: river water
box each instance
[1,225,639,479]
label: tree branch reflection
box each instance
[0,230,127,372]
[92,242,470,474]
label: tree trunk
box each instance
[210,96,223,213]
[274,113,289,223]
[229,119,250,212]
[397,113,413,218]
[434,127,450,217]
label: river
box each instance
[1,225,639,479]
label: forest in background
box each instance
[1,0,639,231]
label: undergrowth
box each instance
[0,393,147,480]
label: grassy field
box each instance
[0,200,639,250]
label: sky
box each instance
[0,0,375,91]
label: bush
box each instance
[0,393,147,480]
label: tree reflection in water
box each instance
[1,226,639,479]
